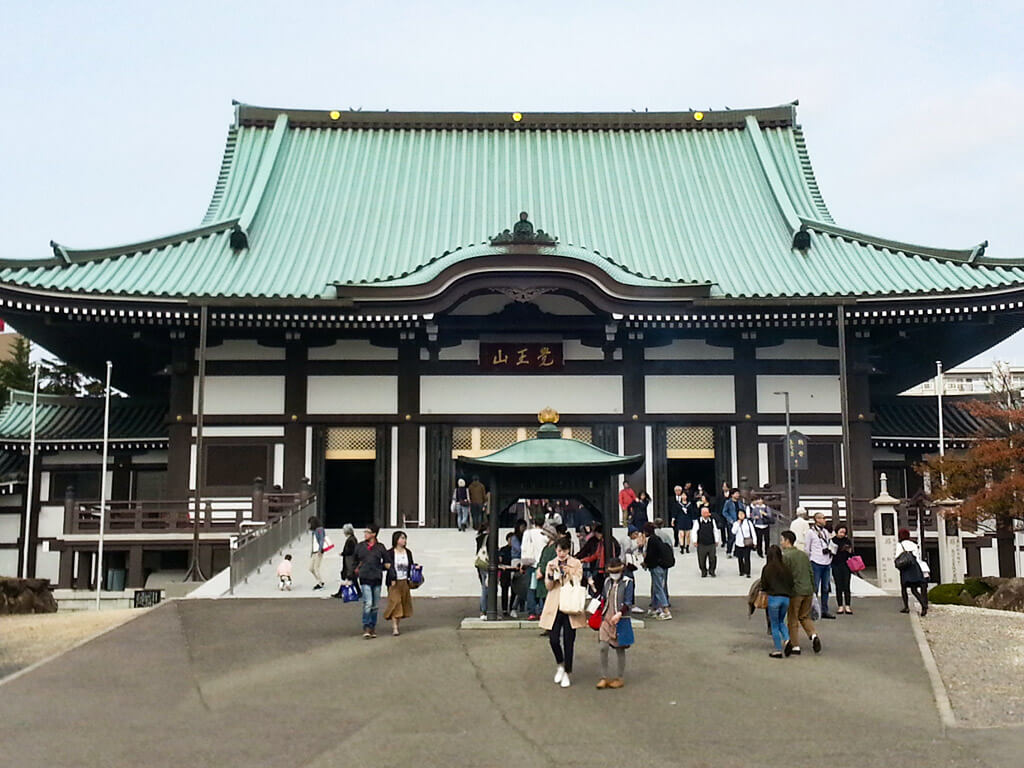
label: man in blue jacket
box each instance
[722,488,745,558]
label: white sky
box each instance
[1,1,1023,367]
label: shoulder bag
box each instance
[558,573,588,615]
[754,590,769,610]
[616,617,635,647]
[474,545,489,570]
[894,548,916,570]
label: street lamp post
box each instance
[774,391,792,519]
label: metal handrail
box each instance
[229,495,316,594]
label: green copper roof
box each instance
[0,391,167,447]
[458,424,644,471]
[1,102,1021,301]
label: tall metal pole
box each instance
[96,361,112,610]
[21,363,40,579]
[774,391,792,519]
[185,306,208,582]
[837,305,855,532]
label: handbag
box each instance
[409,563,424,588]
[588,601,604,630]
[341,583,360,603]
[754,590,769,610]
[894,550,916,570]
[847,555,866,573]
[615,617,635,647]
[474,545,489,570]
[558,576,588,615]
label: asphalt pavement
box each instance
[1,596,1022,768]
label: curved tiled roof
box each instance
[872,397,1002,443]
[0,391,167,448]
[1,102,1020,302]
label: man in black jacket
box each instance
[353,524,387,638]
[691,506,723,578]
[640,522,675,620]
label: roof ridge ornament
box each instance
[538,406,559,424]
[489,212,558,246]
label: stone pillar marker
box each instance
[871,473,900,592]
[936,497,966,584]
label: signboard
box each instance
[479,342,564,372]
[786,431,808,471]
[133,589,162,608]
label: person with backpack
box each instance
[748,495,773,557]
[596,557,634,689]
[640,522,675,620]
[895,528,929,616]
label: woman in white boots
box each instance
[540,536,587,688]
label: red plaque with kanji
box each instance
[479,342,564,371]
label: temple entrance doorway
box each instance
[667,458,716,500]
[322,427,378,528]
[323,459,374,528]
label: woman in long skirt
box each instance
[384,531,415,636]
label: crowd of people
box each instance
[286,478,933,682]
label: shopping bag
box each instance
[588,601,604,630]
[409,564,424,588]
[341,583,360,603]
[616,617,635,647]
[846,555,866,573]
[558,578,588,615]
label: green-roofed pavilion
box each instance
[457,411,642,620]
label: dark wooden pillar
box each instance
[848,337,876,530]
[622,339,645,496]
[75,550,93,589]
[111,453,132,501]
[734,339,759,491]
[127,546,144,588]
[25,451,43,577]
[283,341,307,491]
[397,342,420,525]
[167,334,193,500]
[58,549,74,589]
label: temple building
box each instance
[2,101,1023,587]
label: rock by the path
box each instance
[0,577,58,614]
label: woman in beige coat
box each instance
[540,537,587,688]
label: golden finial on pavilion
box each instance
[538,406,560,424]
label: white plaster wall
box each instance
[757,376,840,413]
[756,339,839,360]
[132,450,169,464]
[308,340,399,360]
[42,452,104,467]
[645,375,736,414]
[758,443,770,486]
[193,376,285,415]
[37,506,64,538]
[40,471,51,502]
[759,425,843,436]
[0,495,22,509]
[273,444,285,487]
[0,550,18,577]
[307,376,398,414]
[644,339,733,360]
[0,515,21,542]
[438,341,479,360]
[979,546,999,577]
[420,376,623,414]
[563,340,604,360]
[34,546,59,582]
[197,339,286,361]
[192,426,285,438]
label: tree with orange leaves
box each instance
[919,372,1022,577]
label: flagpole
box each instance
[96,360,112,610]
[936,361,945,487]
[21,363,40,579]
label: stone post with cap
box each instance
[871,473,901,592]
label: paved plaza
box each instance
[2,596,1023,768]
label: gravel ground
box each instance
[921,604,1024,728]
[0,609,143,679]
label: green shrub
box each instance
[928,582,968,604]
[962,577,993,597]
